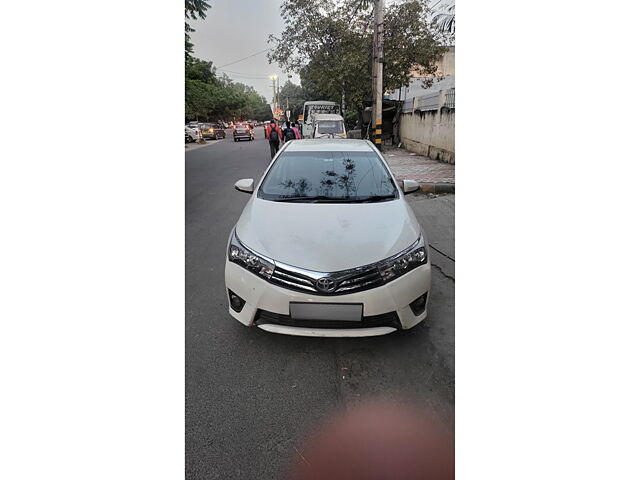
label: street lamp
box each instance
[270,75,278,113]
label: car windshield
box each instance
[317,121,344,134]
[258,150,398,202]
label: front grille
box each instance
[269,263,385,296]
[254,309,401,330]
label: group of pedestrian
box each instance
[265,119,301,158]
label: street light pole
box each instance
[373,0,384,151]
[270,75,277,117]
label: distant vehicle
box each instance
[185,126,200,143]
[302,101,340,138]
[201,123,226,140]
[233,126,255,142]
[312,114,347,139]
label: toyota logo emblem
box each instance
[316,277,337,293]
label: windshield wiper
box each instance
[349,194,397,203]
[272,194,396,203]
[272,195,336,203]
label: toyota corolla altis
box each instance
[224,139,431,337]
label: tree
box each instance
[268,0,446,126]
[279,80,305,120]
[434,4,455,36]
[185,0,211,58]
[185,56,273,122]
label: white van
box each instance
[311,114,347,138]
[302,101,340,138]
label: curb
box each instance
[419,183,455,194]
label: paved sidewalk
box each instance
[384,147,455,192]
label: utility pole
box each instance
[270,75,277,117]
[372,0,384,150]
[276,76,280,112]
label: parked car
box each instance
[201,123,226,140]
[225,139,430,337]
[185,126,200,143]
[233,126,254,142]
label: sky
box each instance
[190,0,300,103]
[189,0,454,103]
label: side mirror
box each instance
[234,178,254,194]
[402,179,420,193]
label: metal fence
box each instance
[415,92,441,112]
[444,88,455,109]
[401,87,455,114]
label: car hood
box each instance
[234,197,422,272]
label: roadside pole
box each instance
[373,0,384,151]
[270,75,277,117]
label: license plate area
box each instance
[289,303,363,322]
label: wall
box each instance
[399,108,455,164]
[409,46,455,78]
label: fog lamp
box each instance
[409,292,428,316]
[228,289,246,313]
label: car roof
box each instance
[314,114,344,121]
[304,101,338,105]
[283,139,375,152]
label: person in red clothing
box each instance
[266,120,283,158]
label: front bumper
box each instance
[224,259,431,337]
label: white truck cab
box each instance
[302,101,340,138]
[311,113,347,138]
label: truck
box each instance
[301,101,340,138]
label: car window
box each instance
[317,121,344,134]
[258,150,398,201]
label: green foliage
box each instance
[434,4,455,37]
[185,0,212,58]
[278,80,305,120]
[268,0,446,117]
[185,56,273,122]
[343,109,359,130]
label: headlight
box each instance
[377,235,428,282]
[228,230,275,280]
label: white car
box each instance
[185,126,200,143]
[224,139,431,338]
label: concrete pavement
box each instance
[384,146,455,193]
[185,134,455,480]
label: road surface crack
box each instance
[430,262,455,282]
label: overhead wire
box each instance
[217,48,272,68]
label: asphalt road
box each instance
[186,129,455,480]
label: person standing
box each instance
[266,120,282,158]
[281,121,297,144]
[291,121,301,139]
